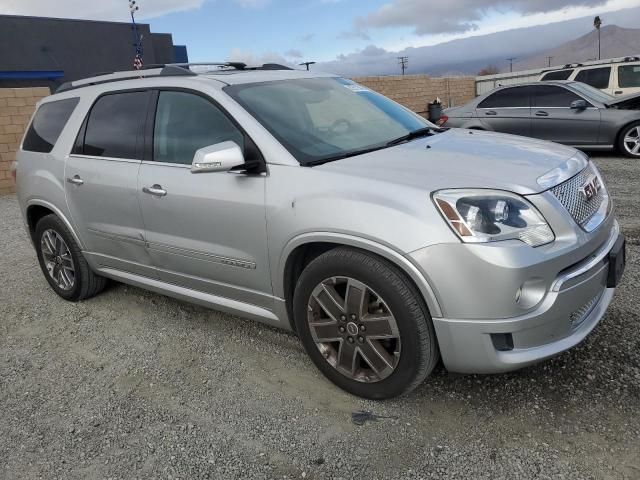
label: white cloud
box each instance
[0,0,266,21]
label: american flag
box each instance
[133,54,143,70]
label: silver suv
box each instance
[16,63,626,399]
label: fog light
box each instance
[491,333,514,352]
[515,278,547,310]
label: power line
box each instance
[506,57,517,73]
[398,56,408,76]
[547,56,554,67]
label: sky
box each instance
[2,0,639,66]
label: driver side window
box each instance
[153,91,244,165]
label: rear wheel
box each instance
[618,122,640,158]
[35,214,108,301]
[293,247,439,399]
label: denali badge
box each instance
[579,175,601,201]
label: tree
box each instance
[478,65,500,76]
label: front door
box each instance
[137,90,273,309]
[529,85,601,146]
[65,90,155,276]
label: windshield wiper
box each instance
[385,127,440,147]
[304,145,390,167]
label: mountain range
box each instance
[317,6,640,77]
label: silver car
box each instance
[16,64,626,399]
[443,80,640,158]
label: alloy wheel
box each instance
[40,229,75,291]
[623,126,640,156]
[306,277,401,383]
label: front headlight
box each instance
[433,189,555,247]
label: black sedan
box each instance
[442,80,640,158]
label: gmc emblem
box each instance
[580,175,601,202]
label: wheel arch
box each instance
[279,233,443,330]
[25,200,84,249]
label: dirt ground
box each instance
[0,155,638,480]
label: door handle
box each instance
[143,184,167,197]
[535,111,549,117]
[615,91,623,95]
[485,110,497,116]
[66,175,84,186]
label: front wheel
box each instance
[293,247,439,399]
[618,122,640,158]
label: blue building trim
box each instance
[173,45,189,64]
[0,70,64,80]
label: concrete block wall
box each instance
[351,75,476,116]
[0,87,50,195]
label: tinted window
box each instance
[22,98,79,153]
[83,91,148,159]
[153,91,244,165]
[541,69,574,81]
[532,85,582,107]
[575,67,611,89]
[478,87,530,108]
[618,65,640,88]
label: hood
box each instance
[319,129,580,195]
[607,91,640,109]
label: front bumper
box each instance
[410,220,624,374]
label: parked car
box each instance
[539,57,640,96]
[442,80,640,158]
[16,65,625,399]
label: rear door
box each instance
[475,86,532,136]
[529,85,601,145]
[65,90,155,276]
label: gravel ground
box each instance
[0,155,639,480]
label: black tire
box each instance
[617,121,640,158]
[293,247,439,399]
[34,214,108,302]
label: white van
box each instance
[539,57,640,96]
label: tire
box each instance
[34,214,108,302]
[618,121,640,158]
[293,247,439,399]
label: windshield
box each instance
[570,82,614,104]
[225,77,432,165]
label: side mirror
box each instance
[191,141,245,173]
[570,99,588,110]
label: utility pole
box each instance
[506,57,517,73]
[299,61,316,71]
[547,56,554,67]
[398,56,408,76]
[594,16,602,60]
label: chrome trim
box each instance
[148,241,257,270]
[551,221,619,292]
[69,154,141,164]
[87,228,147,247]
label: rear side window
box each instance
[532,85,583,108]
[22,98,79,153]
[618,65,640,88]
[153,91,244,165]
[575,67,611,89]
[81,91,149,159]
[541,69,574,81]
[478,87,530,108]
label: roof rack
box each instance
[56,62,294,94]
[541,55,640,74]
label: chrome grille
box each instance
[569,292,602,329]
[551,164,606,227]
